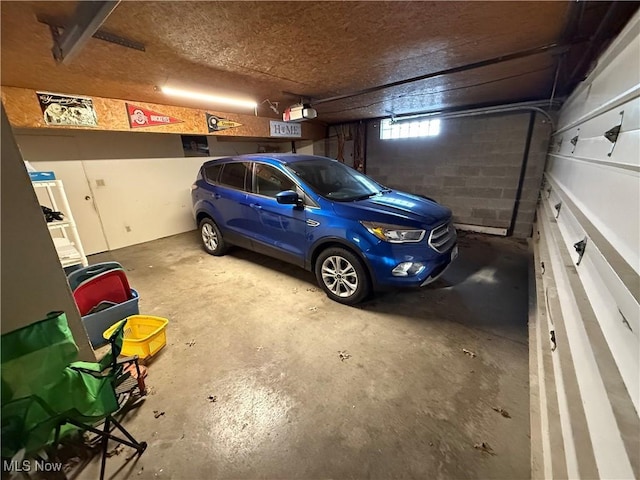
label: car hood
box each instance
[330,190,451,227]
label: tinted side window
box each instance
[218,162,250,190]
[204,164,223,184]
[254,164,296,197]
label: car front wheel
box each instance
[315,247,370,305]
[199,218,227,256]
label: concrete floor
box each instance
[78,231,530,479]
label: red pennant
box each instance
[126,103,182,128]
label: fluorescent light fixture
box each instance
[160,86,257,109]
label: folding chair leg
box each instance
[136,376,146,395]
[52,423,61,451]
[65,418,145,451]
[134,359,146,395]
[63,415,147,480]
[109,416,147,454]
[100,417,110,480]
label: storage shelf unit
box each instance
[32,179,88,268]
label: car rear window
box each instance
[204,164,223,184]
[218,162,251,191]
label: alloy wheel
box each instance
[201,223,218,251]
[321,255,359,298]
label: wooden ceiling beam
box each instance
[51,0,121,64]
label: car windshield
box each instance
[287,159,384,201]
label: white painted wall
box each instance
[532,11,640,480]
[79,157,206,250]
[294,140,314,155]
[15,130,293,252]
[31,158,206,252]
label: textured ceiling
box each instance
[1,1,637,124]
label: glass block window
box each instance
[380,118,440,140]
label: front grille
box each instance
[428,222,456,253]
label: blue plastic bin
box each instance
[29,171,56,181]
[68,262,124,291]
[82,289,139,347]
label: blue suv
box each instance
[191,154,457,304]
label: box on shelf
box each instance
[29,171,56,181]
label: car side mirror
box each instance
[276,190,303,207]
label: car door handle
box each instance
[211,193,220,199]
[249,203,262,210]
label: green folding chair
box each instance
[1,311,147,479]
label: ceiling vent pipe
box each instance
[389,100,561,130]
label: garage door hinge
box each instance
[554,202,562,218]
[570,131,579,154]
[573,237,587,266]
[604,125,621,143]
[617,308,633,332]
[604,111,624,157]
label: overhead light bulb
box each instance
[160,86,257,109]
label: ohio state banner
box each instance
[126,103,182,128]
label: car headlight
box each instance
[361,221,426,243]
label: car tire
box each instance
[315,247,370,305]
[199,217,227,256]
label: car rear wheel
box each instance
[199,218,227,256]
[315,247,370,305]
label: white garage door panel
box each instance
[81,157,207,250]
[612,130,640,167]
[552,98,640,166]
[543,188,639,410]
[558,16,640,129]
[546,157,640,274]
[587,37,640,115]
[569,130,640,169]
[533,11,640,479]
[558,87,590,129]
[572,101,638,162]
[624,94,640,130]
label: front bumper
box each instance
[364,242,458,289]
[420,244,458,285]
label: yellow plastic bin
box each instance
[103,315,168,359]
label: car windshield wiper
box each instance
[352,192,379,201]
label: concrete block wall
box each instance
[365,112,551,237]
